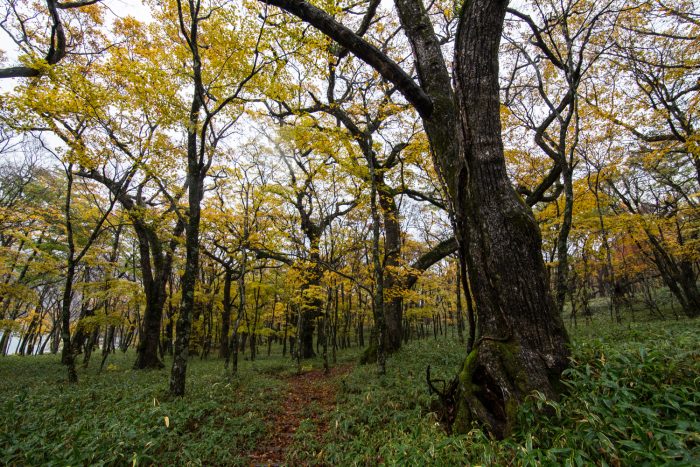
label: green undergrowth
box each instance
[1,319,698,465]
[0,350,297,465]
[297,318,700,466]
[0,345,364,465]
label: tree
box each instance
[273,143,358,359]
[162,0,274,395]
[0,0,103,79]
[503,0,622,313]
[56,159,117,382]
[257,0,570,436]
[586,0,700,317]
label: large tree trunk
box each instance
[299,309,317,358]
[132,231,163,369]
[132,220,182,369]
[677,261,700,317]
[450,0,570,438]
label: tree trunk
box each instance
[60,264,78,383]
[299,236,324,358]
[358,315,364,347]
[300,312,316,358]
[555,165,574,314]
[449,0,570,438]
[282,302,289,357]
[134,283,166,369]
[169,120,205,394]
[82,325,100,367]
[455,260,465,343]
[99,324,116,372]
[220,270,233,359]
[647,237,700,318]
[132,226,172,369]
[230,249,248,375]
[377,179,403,353]
[60,167,78,383]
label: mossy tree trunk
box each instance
[450,0,570,438]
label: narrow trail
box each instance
[249,363,353,466]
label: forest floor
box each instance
[248,362,353,465]
[1,308,699,465]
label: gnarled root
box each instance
[448,338,564,439]
[426,365,460,433]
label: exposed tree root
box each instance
[428,338,565,439]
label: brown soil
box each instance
[248,363,353,466]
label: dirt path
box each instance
[248,363,353,466]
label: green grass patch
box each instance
[297,319,700,465]
[0,351,286,465]
[1,319,698,465]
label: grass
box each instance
[0,350,292,465]
[1,312,698,465]
[295,316,700,466]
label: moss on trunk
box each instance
[452,338,562,438]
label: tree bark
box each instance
[450,0,570,438]
[133,237,168,370]
[298,235,324,358]
[169,55,206,394]
[455,259,465,344]
[369,149,386,375]
[230,248,248,375]
[555,165,574,314]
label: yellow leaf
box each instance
[164,416,170,428]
